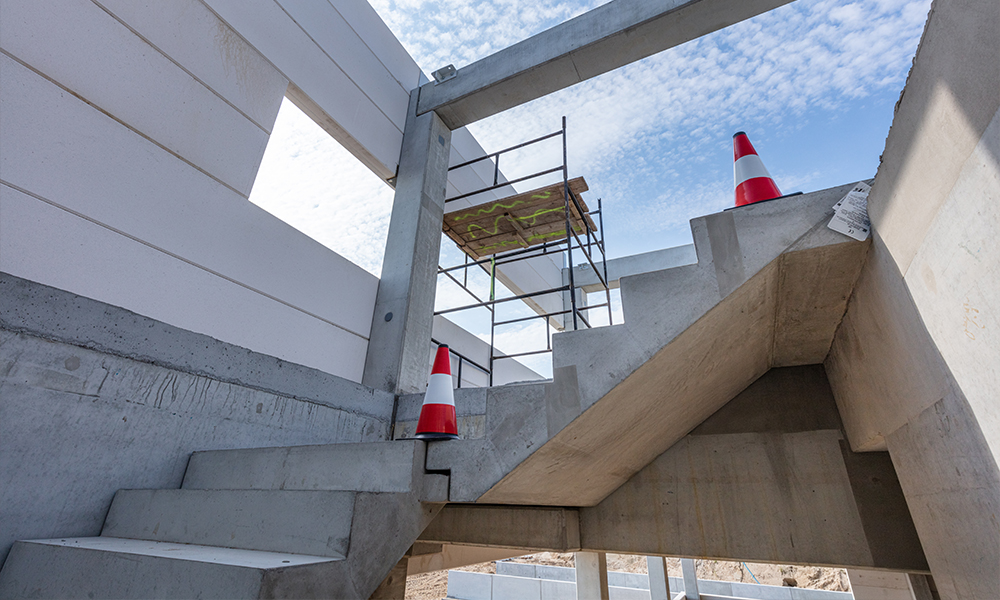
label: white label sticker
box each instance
[828,182,872,241]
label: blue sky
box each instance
[249,0,930,375]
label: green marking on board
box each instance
[466,215,507,239]
[466,207,568,239]
[479,239,521,253]
[452,200,525,222]
[527,230,566,243]
[516,207,563,227]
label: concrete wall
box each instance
[824,0,1000,596]
[0,274,394,566]
[579,367,927,571]
[0,0,378,381]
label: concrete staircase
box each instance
[0,183,876,595]
[418,182,872,506]
[0,441,448,599]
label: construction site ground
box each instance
[404,553,851,599]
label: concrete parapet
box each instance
[0,273,393,421]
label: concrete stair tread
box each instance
[0,538,347,599]
[183,440,429,494]
[103,489,356,559]
[17,537,339,568]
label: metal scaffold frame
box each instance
[435,117,613,386]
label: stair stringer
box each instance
[427,182,870,507]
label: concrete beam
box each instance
[418,505,581,551]
[364,91,452,394]
[416,0,794,129]
[406,544,522,576]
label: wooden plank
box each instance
[443,177,598,258]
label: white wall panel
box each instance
[0,54,377,347]
[203,0,403,179]
[0,0,274,197]
[332,1,423,90]
[94,0,288,132]
[276,0,410,131]
[0,185,369,380]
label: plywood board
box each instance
[443,177,597,258]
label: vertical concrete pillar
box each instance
[681,558,699,600]
[646,556,671,600]
[575,551,609,600]
[363,92,452,394]
[848,569,919,600]
[562,265,586,331]
[907,574,934,600]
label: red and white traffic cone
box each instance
[733,131,782,207]
[414,344,459,440]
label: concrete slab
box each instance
[494,574,542,600]
[448,570,494,600]
[0,537,339,599]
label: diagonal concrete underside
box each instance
[427,183,870,507]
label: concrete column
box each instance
[907,574,933,600]
[681,558,699,600]
[363,92,452,394]
[562,266,587,331]
[848,569,918,600]
[575,551,609,600]
[646,556,671,600]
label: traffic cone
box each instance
[733,131,782,207]
[414,344,459,440]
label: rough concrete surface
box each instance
[363,90,453,395]
[102,489,356,558]
[422,368,928,571]
[463,185,868,507]
[0,325,385,565]
[0,273,394,420]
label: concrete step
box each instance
[183,440,447,498]
[0,537,343,599]
[102,489,355,559]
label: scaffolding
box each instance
[436,117,612,386]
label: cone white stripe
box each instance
[423,373,455,406]
[734,155,773,187]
